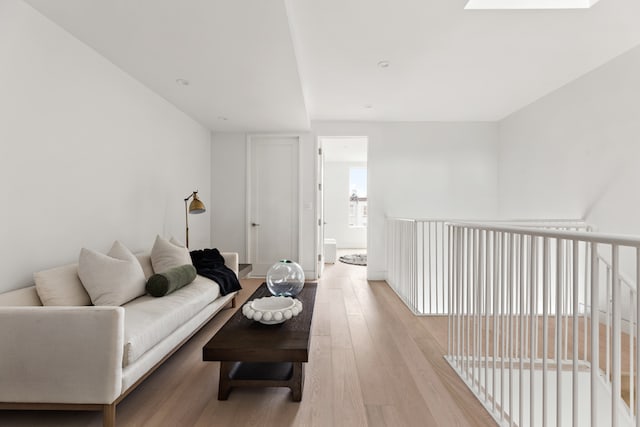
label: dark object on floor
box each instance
[190,248,242,295]
[339,254,367,266]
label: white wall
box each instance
[210,133,247,257]
[324,161,367,249]
[0,0,212,293]
[498,43,640,237]
[313,121,500,279]
[212,123,498,281]
[210,133,317,276]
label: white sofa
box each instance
[0,252,239,427]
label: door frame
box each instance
[315,135,369,279]
[315,136,324,279]
[245,134,303,273]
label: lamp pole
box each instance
[184,196,191,248]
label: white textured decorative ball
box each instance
[242,296,303,325]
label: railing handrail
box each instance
[447,221,640,248]
[386,217,593,316]
[387,216,588,225]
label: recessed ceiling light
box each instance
[176,78,190,86]
[364,105,373,109]
[217,116,228,121]
[465,0,601,9]
[377,60,390,68]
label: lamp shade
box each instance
[188,193,206,214]
[184,190,205,249]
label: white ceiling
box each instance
[24,0,640,130]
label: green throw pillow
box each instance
[146,264,197,297]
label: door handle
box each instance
[252,222,260,227]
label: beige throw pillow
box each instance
[78,241,146,306]
[150,235,192,273]
[34,263,91,306]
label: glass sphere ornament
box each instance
[266,259,305,297]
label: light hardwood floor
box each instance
[0,260,496,427]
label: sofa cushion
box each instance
[146,264,197,297]
[150,236,192,273]
[122,275,221,366]
[34,264,91,306]
[0,285,43,306]
[135,253,154,280]
[78,241,146,306]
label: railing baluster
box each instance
[519,234,525,427]
[484,229,490,403]
[493,230,499,413]
[543,237,549,427]
[411,221,424,312]
[428,221,432,314]
[473,229,479,391]
[508,233,514,427]
[477,229,482,394]
[457,226,463,372]
[557,238,564,427]
[466,227,470,378]
[439,221,448,314]
[612,244,620,427]
[501,232,506,422]
[448,225,452,356]
[630,286,634,419]
[565,238,570,362]
[584,241,589,363]
[466,227,471,380]
[572,239,579,427]
[451,226,456,364]
[530,236,536,427]
[607,265,611,383]
[435,221,439,314]
[636,247,640,427]
[591,242,599,427]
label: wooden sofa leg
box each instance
[103,403,116,427]
[231,296,237,308]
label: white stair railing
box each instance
[446,222,640,427]
[385,218,590,315]
[386,218,448,314]
[596,252,638,417]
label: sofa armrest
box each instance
[220,252,239,276]
[0,306,124,404]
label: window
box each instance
[348,167,367,227]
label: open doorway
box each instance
[316,136,368,278]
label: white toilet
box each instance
[324,238,337,263]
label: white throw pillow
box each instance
[78,241,146,306]
[150,235,192,273]
[34,263,91,306]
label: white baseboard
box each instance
[367,270,386,281]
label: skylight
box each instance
[465,0,601,9]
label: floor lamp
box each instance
[184,191,206,248]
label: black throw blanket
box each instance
[190,248,242,296]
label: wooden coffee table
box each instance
[203,283,317,401]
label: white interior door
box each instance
[248,136,300,276]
